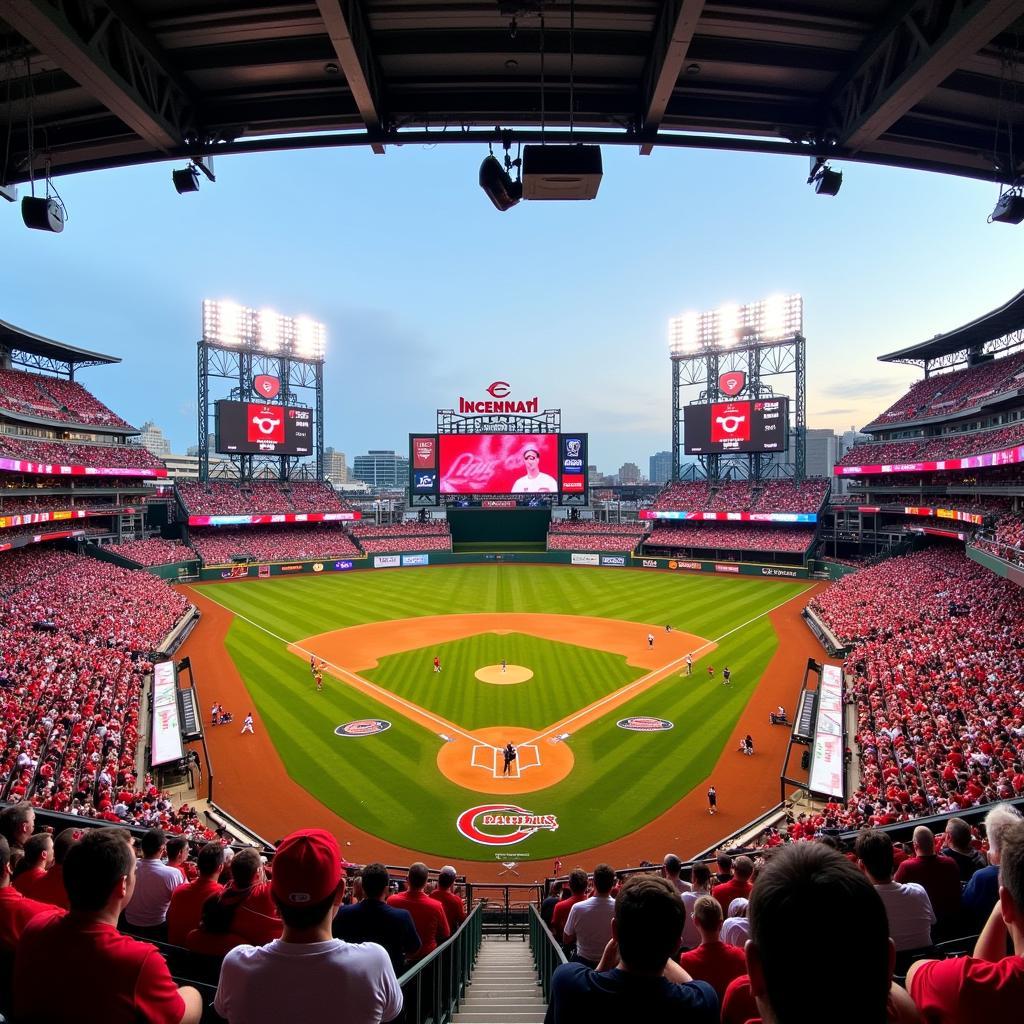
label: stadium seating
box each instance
[651,478,828,514]
[0,495,123,516]
[0,547,209,836]
[0,369,133,428]
[350,521,453,553]
[188,525,361,563]
[838,422,1024,468]
[0,436,163,471]
[546,524,647,551]
[106,539,197,566]
[646,524,815,553]
[808,547,1024,826]
[177,480,350,515]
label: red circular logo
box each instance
[486,381,511,398]
[456,804,559,846]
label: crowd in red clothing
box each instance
[868,349,1024,427]
[809,547,1024,827]
[177,480,349,515]
[652,479,828,514]
[646,524,816,553]
[0,494,125,517]
[973,513,1024,565]
[189,525,361,564]
[106,538,197,566]
[0,369,133,429]
[349,521,449,537]
[839,422,1024,468]
[0,436,164,472]
[547,530,646,552]
[0,547,211,836]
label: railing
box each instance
[397,902,483,1024]
[470,881,544,937]
[528,904,567,1002]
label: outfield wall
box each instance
[198,550,810,581]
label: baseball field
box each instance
[179,564,822,869]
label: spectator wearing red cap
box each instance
[0,836,60,953]
[13,828,201,1024]
[387,862,450,961]
[166,842,226,947]
[907,819,1024,1023]
[214,829,402,1024]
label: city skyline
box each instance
[4,144,1021,473]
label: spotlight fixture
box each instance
[807,156,842,196]
[989,187,1024,224]
[172,157,216,195]
[479,136,522,211]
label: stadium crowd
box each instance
[646,525,816,554]
[0,369,133,428]
[547,530,647,552]
[651,479,828,514]
[0,494,125,516]
[349,522,450,537]
[838,421,1024,468]
[105,539,197,566]
[189,525,361,564]
[177,481,349,516]
[0,436,164,472]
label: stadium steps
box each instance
[453,935,547,1023]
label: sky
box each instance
[3,141,1023,475]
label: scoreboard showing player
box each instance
[215,400,312,456]
[683,398,789,454]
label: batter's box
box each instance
[470,743,541,778]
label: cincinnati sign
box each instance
[458,381,539,415]
[456,803,559,846]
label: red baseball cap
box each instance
[271,829,342,905]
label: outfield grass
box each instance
[199,565,808,860]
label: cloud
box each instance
[819,377,901,399]
[815,407,854,416]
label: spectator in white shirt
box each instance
[564,864,617,968]
[123,828,183,938]
[721,897,750,947]
[856,829,935,952]
[662,854,692,895]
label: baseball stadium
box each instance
[2,4,1024,1023]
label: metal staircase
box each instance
[453,936,547,1024]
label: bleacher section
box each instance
[0,435,164,473]
[651,478,828,514]
[646,524,816,553]
[177,480,349,515]
[188,525,361,564]
[0,368,133,429]
[349,520,453,553]
[838,422,1024,468]
[545,521,647,552]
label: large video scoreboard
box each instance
[216,400,312,456]
[409,433,588,497]
[683,398,789,455]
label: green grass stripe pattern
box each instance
[197,565,808,860]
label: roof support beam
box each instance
[315,0,387,154]
[638,0,706,155]
[826,0,1024,152]
[0,0,196,153]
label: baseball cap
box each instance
[523,447,539,457]
[271,829,342,905]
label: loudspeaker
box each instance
[22,196,65,232]
[814,168,843,196]
[522,145,603,200]
[800,750,811,770]
[990,192,1024,224]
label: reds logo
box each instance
[456,804,559,846]
[616,717,675,732]
[486,381,511,398]
[335,720,392,737]
[719,371,746,397]
[253,374,280,399]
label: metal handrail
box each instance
[397,902,483,1024]
[528,904,567,1002]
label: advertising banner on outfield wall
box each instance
[374,555,401,568]
[571,553,601,566]
[600,555,626,566]
[401,554,430,566]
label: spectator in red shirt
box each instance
[0,836,59,953]
[12,832,53,895]
[28,828,79,909]
[165,837,193,883]
[432,865,466,931]
[678,894,746,1000]
[894,826,963,936]
[0,804,34,865]
[712,855,753,916]
[551,868,588,944]
[13,827,202,1024]
[167,842,226,947]
[907,819,1024,1023]
[745,843,917,1024]
[387,862,450,961]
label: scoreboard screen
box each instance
[215,401,312,456]
[684,398,789,454]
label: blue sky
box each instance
[3,142,1022,474]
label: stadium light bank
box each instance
[201,299,327,362]
[668,294,804,356]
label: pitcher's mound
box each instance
[475,665,533,685]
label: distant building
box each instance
[619,462,642,485]
[137,421,171,458]
[805,428,841,479]
[161,453,236,482]
[841,427,870,455]
[325,447,348,484]
[353,449,409,488]
[648,451,672,485]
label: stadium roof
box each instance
[0,318,120,368]
[2,1,1024,186]
[879,286,1024,363]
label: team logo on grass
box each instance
[617,717,674,732]
[335,720,392,737]
[457,804,559,846]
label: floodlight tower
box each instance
[197,300,326,482]
[669,294,806,483]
